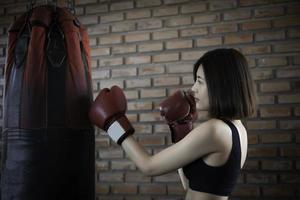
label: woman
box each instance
[89,48,256,200]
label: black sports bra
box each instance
[183,119,242,196]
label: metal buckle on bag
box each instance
[73,18,80,27]
[46,14,66,68]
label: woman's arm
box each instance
[121,137,192,180]
[178,168,188,190]
[121,118,228,176]
[121,135,151,174]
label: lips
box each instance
[195,97,200,102]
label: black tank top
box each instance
[183,119,242,196]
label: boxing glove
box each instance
[159,90,197,143]
[89,85,134,145]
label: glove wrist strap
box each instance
[169,122,193,143]
[107,116,134,145]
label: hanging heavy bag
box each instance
[1,4,95,200]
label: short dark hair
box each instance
[193,48,256,119]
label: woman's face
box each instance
[191,65,209,111]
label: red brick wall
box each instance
[0,0,300,199]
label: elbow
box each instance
[139,164,156,177]
[144,170,158,177]
[138,159,158,177]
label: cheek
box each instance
[197,87,206,98]
[203,89,209,103]
[197,89,209,108]
[204,96,209,107]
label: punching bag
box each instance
[1,4,95,200]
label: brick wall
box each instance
[0,0,299,199]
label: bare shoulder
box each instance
[192,118,232,149]
[210,118,232,137]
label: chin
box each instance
[196,104,203,110]
[197,105,209,111]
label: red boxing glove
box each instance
[89,86,134,145]
[159,90,197,143]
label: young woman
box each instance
[89,48,256,200]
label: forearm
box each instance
[121,135,152,175]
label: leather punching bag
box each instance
[1,5,95,200]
